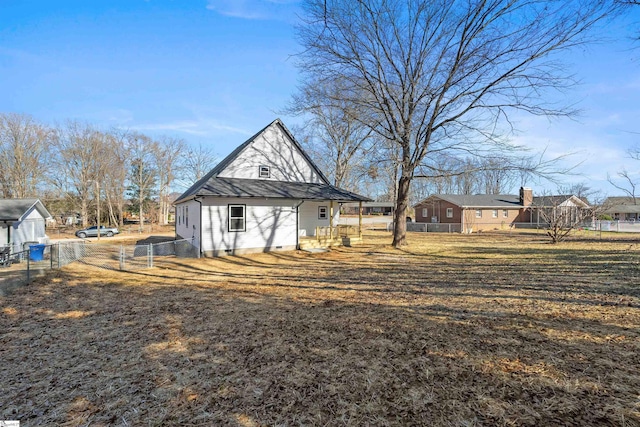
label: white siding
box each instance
[10,207,47,250]
[201,197,298,255]
[175,199,201,251]
[299,201,340,236]
[217,125,324,184]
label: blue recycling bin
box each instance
[29,244,46,261]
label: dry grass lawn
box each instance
[1,231,639,426]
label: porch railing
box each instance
[314,225,361,241]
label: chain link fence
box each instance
[403,220,640,234]
[0,238,198,295]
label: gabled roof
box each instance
[415,193,590,209]
[176,119,371,204]
[533,195,590,208]
[603,196,640,213]
[415,194,523,209]
[0,199,52,221]
[604,196,638,205]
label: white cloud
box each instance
[106,109,134,124]
[131,119,251,137]
[504,111,638,194]
[205,0,299,20]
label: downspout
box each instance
[4,221,9,249]
[294,200,305,249]
[194,197,203,258]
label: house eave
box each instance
[459,205,526,209]
[176,193,370,204]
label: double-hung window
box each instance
[475,209,482,218]
[229,205,246,232]
[318,206,328,220]
[259,165,270,178]
[446,208,454,218]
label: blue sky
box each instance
[0,0,639,196]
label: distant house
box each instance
[342,201,395,216]
[531,194,590,226]
[414,188,533,233]
[0,199,52,252]
[414,188,589,232]
[602,197,640,221]
[174,119,371,256]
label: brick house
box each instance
[414,188,590,232]
[414,187,533,233]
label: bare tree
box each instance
[0,113,51,198]
[53,121,105,227]
[178,143,218,188]
[286,78,375,191]
[296,0,619,247]
[534,194,592,243]
[102,129,132,227]
[608,169,637,203]
[608,144,640,203]
[558,182,599,203]
[128,133,158,230]
[154,136,185,225]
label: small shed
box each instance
[0,199,52,252]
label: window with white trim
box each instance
[492,209,498,218]
[185,206,188,227]
[446,208,454,218]
[422,208,428,218]
[229,205,246,232]
[318,206,328,220]
[259,165,270,178]
[503,209,508,218]
[475,209,482,218]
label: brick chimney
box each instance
[520,187,533,207]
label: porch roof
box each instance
[604,204,640,214]
[176,177,372,203]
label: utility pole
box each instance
[88,180,101,241]
[96,181,100,242]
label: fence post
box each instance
[148,244,153,268]
[57,243,61,269]
[27,250,30,283]
[119,246,125,270]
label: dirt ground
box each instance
[1,231,639,426]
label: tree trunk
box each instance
[392,175,411,247]
[117,201,124,228]
[81,199,89,227]
[105,192,117,227]
[139,193,145,232]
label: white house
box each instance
[174,119,371,257]
[0,199,52,252]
